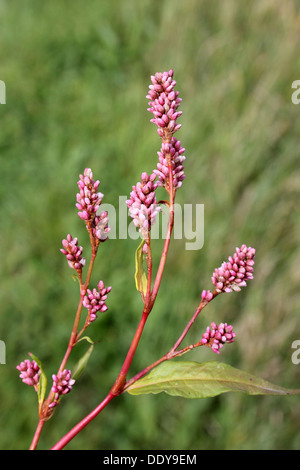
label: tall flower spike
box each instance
[126,172,160,239]
[146,69,182,139]
[154,137,186,191]
[60,234,86,272]
[83,280,112,324]
[212,244,256,293]
[201,322,236,354]
[16,359,41,388]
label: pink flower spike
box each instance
[212,245,256,294]
[83,280,112,325]
[76,168,104,223]
[50,369,75,408]
[146,70,182,137]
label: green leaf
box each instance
[135,239,147,297]
[76,335,95,345]
[72,273,80,283]
[71,344,94,381]
[29,352,47,406]
[125,360,300,399]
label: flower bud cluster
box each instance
[16,359,41,388]
[83,280,112,324]
[49,369,75,408]
[201,322,236,354]
[60,234,86,272]
[154,137,185,191]
[212,244,255,293]
[126,172,160,238]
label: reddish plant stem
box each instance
[51,156,176,450]
[145,234,152,306]
[110,309,149,395]
[51,284,154,449]
[122,296,216,392]
[58,249,97,374]
[29,419,44,451]
[123,341,204,393]
[171,291,217,352]
[150,162,175,308]
[30,247,98,450]
[51,392,115,450]
[111,162,175,395]
[52,332,206,450]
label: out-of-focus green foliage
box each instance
[0,0,300,450]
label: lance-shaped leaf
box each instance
[135,239,147,297]
[29,352,47,407]
[125,360,300,399]
[72,344,94,381]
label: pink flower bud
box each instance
[201,290,214,303]
[16,359,41,388]
[49,369,75,408]
[201,322,236,354]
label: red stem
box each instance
[51,393,115,450]
[172,290,218,352]
[150,163,175,308]
[29,248,97,450]
[122,340,205,393]
[50,152,176,450]
[58,250,97,374]
[122,297,215,392]
[29,419,44,451]
[110,309,149,396]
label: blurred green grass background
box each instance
[1,0,300,450]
